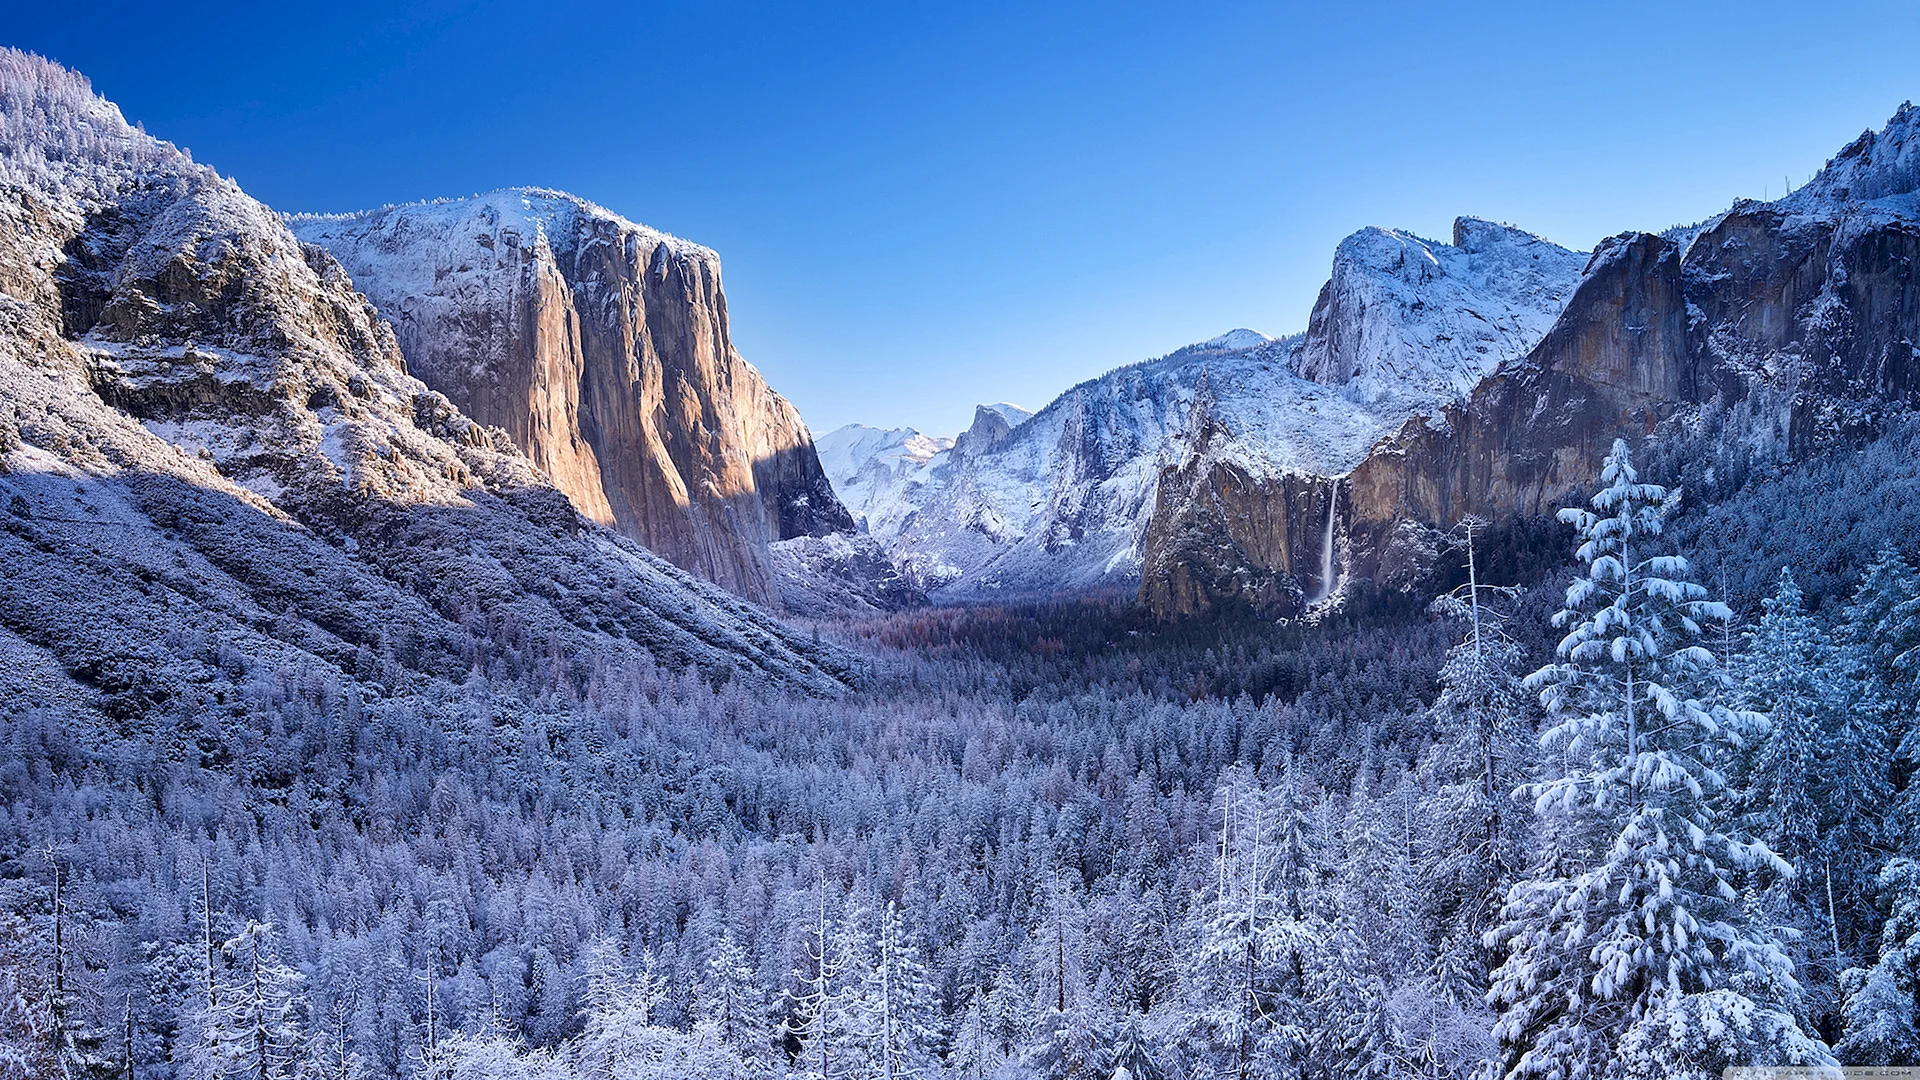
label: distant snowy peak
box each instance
[816,424,952,484]
[953,402,1033,458]
[1203,328,1276,351]
[814,423,953,533]
[1291,216,1585,404]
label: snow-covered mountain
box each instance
[0,49,857,700]
[291,189,853,609]
[1144,102,1920,616]
[817,219,1582,602]
[1291,217,1585,403]
[814,422,955,535]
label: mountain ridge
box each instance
[819,215,1581,603]
[1143,101,1920,615]
[0,48,858,708]
[290,187,855,609]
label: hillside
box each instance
[292,189,853,609]
[0,48,858,730]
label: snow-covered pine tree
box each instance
[782,883,863,1080]
[1020,872,1107,1080]
[1737,570,1841,870]
[1842,548,1920,871]
[1485,439,1830,1079]
[1105,1014,1163,1080]
[1830,549,1920,1063]
[1422,516,1533,955]
[946,988,1002,1080]
[693,929,758,1058]
[1838,857,1920,1065]
[1309,912,1391,1080]
[0,910,56,1080]
[207,921,303,1080]
[861,902,941,1080]
[1734,567,1892,1007]
[576,937,638,1079]
[1179,766,1321,1080]
[1836,961,1918,1066]
[304,947,368,1080]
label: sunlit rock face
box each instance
[294,191,852,607]
[1138,221,1585,617]
[1139,104,1920,618]
[0,49,856,696]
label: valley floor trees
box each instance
[3,441,1918,1080]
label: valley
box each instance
[2,44,1918,1080]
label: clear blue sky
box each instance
[10,1,1919,435]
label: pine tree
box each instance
[1180,767,1321,1080]
[1020,873,1108,1080]
[861,902,940,1080]
[576,937,638,1080]
[946,988,1003,1080]
[1734,568,1892,1003]
[1839,858,1920,1065]
[1424,517,1533,951]
[693,930,758,1057]
[782,884,862,1080]
[1485,440,1830,1079]
[203,922,303,1080]
[1832,549,1920,1062]
[1106,1015,1163,1080]
[1309,913,1391,1080]
[0,911,56,1080]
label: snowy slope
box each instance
[814,423,954,534]
[1777,100,1920,210]
[1292,218,1585,404]
[816,220,1582,601]
[0,49,857,697]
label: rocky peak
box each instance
[1141,103,1920,619]
[1782,101,1920,208]
[1290,217,1585,405]
[292,190,852,608]
[951,402,1031,458]
[0,49,855,690]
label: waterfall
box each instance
[1309,479,1339,606]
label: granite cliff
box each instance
[293,192,852,608]
[0,49,856,712]
[1141,103,1920,617]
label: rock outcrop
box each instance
[1140,102,1920,617]
[819,220,1580,607]
[1135,223,1587,617]
[292,192,851,608]
[0,49,856,707]
[1292,218,1586,403]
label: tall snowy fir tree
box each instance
[1732,567,1893,1022]
[1485,440,1831,1079]
[782,885,867,1080]
[1019,873,1105,1080]
[1422,517,1533,957]
[1179,767,1323,1080]
[860,902,942,1080]
[694,929,761,1065]
[195,922,303,1080]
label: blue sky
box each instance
[11,1,1920,435]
